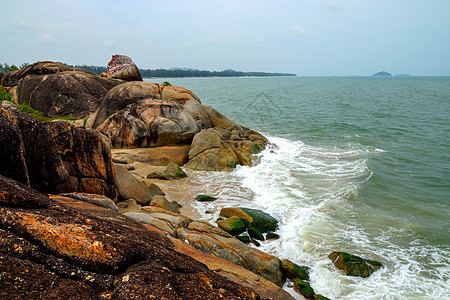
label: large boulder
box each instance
[107,54,142,81]
[185,127,267,171]
[16,70,122,118]
[97,98,201,148]
[45,120,116,198]
[220,207,278,233]
[0,176,259,299]
[88,81,163,128]
[328,252,383,278]
[0,106,116,197]
[1,61,72,87]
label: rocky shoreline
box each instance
[0,56,382,299]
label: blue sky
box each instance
[2,0,450,75]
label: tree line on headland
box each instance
[1,63,296,78]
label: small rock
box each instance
[195,195,217,202]
[266,232,280,240]
[328,251,383,278]
[235,234,251,244]
[248,227,264,241]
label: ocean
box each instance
[145,76,450,299]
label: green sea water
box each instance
[145,76,450,299]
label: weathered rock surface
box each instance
[185,126,267,171]
[150,194,182,213]
[218,216,247,236]
[112,145,190,166]
[0,175,261,299]
[114,164,163,205]
[16,70,122,118]
[176,220,283,285]
[58,192,119,211]
[0,106,68,193]
[147,161,187,180]
[329,251,383,278]
[281,259,310,281]
[107,54,142,82]
[1,61,72,87]
[45,120,116,198]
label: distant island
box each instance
[69,65,297,78]
[372,71,392,77]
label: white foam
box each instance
[186,135,450,299]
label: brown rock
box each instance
[107,54,142,82]
[1,61,72,87]
[0,176,260,299]
[114,164,163,205]
[112,145,190,166]
[16,70,122,118]
[176,220,283,286]
[97,98,201,148]
[150,194,182,213]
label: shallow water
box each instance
[146,76,450,299]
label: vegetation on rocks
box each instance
[328,251,383,278]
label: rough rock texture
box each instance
[218,216,247,236]
[45,120,116,198]
[176,220,283,286]
[147,161,187,180]
[58,192,119,211]
[220,207,278,233]
[150,194,182,214]
[0,176,260,299]
[114,164,163,205]
[0,106,68,193]
[107,55,142,82]
[16,70,122,118]
[112,145,190,166]
[185,126,267,171]
[1,61,72,87]
[97,98,202,148]
[328,251,383,278]
[281,259,310,281]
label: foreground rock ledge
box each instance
[0,175,261,299]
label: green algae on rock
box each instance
[328,251,383,278]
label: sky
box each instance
[2,0,450,76]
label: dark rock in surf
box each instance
[328,251,383,278]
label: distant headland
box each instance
[372,71,392,77]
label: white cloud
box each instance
[290,26,308,36]
[207,38,221,43]
[10,18,32,29]
[35,33,54,44]
[255,37,266,46]
[322,1,343,12]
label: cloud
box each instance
[290,26,308,36]
[255,37,266,46]
[102,39,115,48]
[182,41,194,46]
[35,33,54,44]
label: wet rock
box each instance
[195,194,217,202]
[248,227,265,241]
[176,220,283,285]
[266,232,280,240]
[150,194,182,214]
[114,164,163,205]
[281,259,310,281]
[218,216,247,236]
[328,251,383,278]
[220,207,278,233]
[106,54,142,82]
[294,279,315,300]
